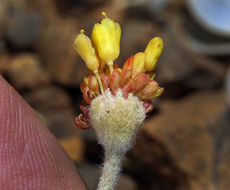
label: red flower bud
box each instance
[101,73,110,91]
[120,69,132,88]
[74,114,91,129]
[122,56,134,71]
[110,70,121,95]
[140,80,163,100]
[132,73,149,94]
[80,76,89,93]
[122,82,132,99]
[143,100,154,113]
[83,87,96,104]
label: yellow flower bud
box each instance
[132,52,145,76]
[74,30,99,72]
[144,37,163,71]
[89,75,100,95]
[91,12,121,62]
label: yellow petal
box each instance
[74,30,99,72]
[144,37,163,71]
[92,12,121,62]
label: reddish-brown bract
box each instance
[75,55,163,129]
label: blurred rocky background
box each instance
[1,0,230,189]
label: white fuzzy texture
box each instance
[90,89,146,153]
[90,89,146,190]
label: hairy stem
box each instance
[97,149,123,190]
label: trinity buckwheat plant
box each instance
[74,12,163,190]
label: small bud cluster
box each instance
[74,12,163,130]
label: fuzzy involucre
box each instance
[90,89,146,153]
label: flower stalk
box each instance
[97,149,123,190]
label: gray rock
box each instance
[0,39,5,52]
[36,18,89,86]
[78,164,100,190]
[8,53,50,89]
[0,53,11,74]
[120,19,161,64]
[0,0,10,36]
[6,10,43,48]
[128,0,171,15]
[24,85,76,137]
[156,22,226,96]
[116,174,137,190]
[132,90,228,189]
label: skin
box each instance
[0,75,88,190]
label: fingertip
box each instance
[0,75,87,190]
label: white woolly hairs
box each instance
[90,89,146,190]
[90,89,145,153]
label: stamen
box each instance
[107,60,114,74]
[87,90,96,99]
[78,114,87,125]
[94,70,104,94]
[102,11,107,17]
[149,72,155,80]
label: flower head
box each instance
[74,12,164,130]
[74,12,164,190]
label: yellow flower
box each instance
[74,30,99,73]
[92,12,121,73]
[144,37,163,71]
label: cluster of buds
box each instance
[74,12,163,130]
